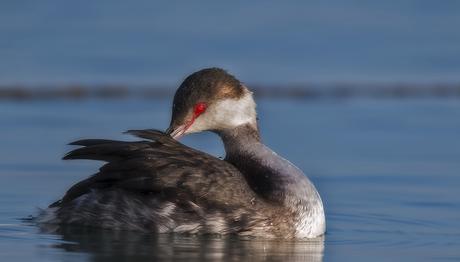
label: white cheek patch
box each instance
[187,92,257,133]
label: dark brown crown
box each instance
[177,68,244,100]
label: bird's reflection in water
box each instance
[41,226,324,262]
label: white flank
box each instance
[294,196,326,238]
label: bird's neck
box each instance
[217,124,325,237]
[218,123,261,154]
[218,124,318,204]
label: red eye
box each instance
[194,102,207,116]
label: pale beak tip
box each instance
[166,125,185,140]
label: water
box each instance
[0,98,459,261]
[1,1,460,85]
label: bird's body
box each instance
[38,68,325,238]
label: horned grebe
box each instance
[38,68,325,238]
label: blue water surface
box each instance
[0,98,459,261]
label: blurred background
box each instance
[1,1,460,87]
[1,1,459,261]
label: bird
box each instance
[37,68,325,238]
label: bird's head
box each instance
[166,68,257,139]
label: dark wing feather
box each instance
[69,139,121,146]
[59,129,256,208]
[63,142,151,162]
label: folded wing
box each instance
[56,130,256,209]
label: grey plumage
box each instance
[42,129,279,236]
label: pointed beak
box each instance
[167,110,202,140]
[166,124,188,140]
